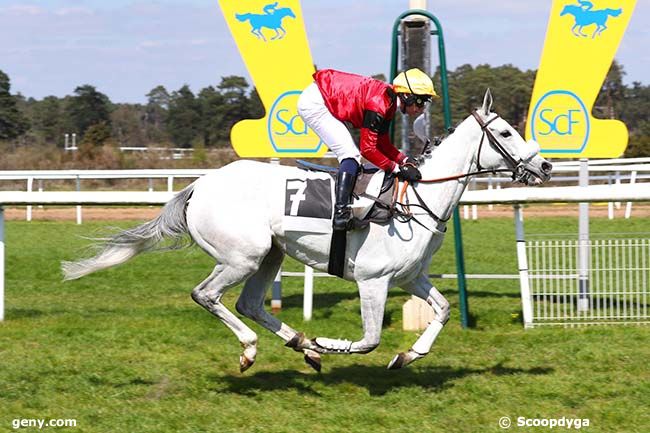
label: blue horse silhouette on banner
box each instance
[236,3,296,42]
[560,0,622,38]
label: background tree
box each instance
[215,76,250,144]
[145,85,170,143]
[430,63,535,134]
[0,69,30,140]
[111,104,147,147]
[32,96,64,145]
[166,85,201,148]
[197,86,225,147]
[247,87,265,120]
[595,59,626,119]
[64,84,112,137]
[77,121,113,161]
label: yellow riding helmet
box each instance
[392,68,438,98]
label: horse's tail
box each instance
[606,8,622,17]
[235,13,251,22]
[61,183,195,281]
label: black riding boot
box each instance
[332,170,357,231]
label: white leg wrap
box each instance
[314,337,353,353]
[411,320,444,355]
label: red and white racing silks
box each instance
[313,69,407,172]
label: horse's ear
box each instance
[481,89,493,115]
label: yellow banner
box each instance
[525,0,636,158]
[217,0,326,157]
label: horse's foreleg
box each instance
[389,273,450,369]
[311,278,389,355]
[191,263,260,373]
[593,24,606,38]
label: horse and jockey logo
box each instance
[235,2,296,42]
[560,0,622,38]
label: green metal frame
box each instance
[390,9,470,328]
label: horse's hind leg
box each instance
[388,273,450,369]
[191,262,261,372]
[235,244,296,341]
[235,245,323,371]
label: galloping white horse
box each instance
[62,90,552,372]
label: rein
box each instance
[392,111,527,230]
[416,110,524,184]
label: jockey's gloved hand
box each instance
[403,157,419,167]
[397,162,422,183]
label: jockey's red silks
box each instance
[313,69,407,172]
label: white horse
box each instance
[62,90,552,372]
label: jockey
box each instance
[297,68,438,231]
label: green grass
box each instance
[1,217,649,432]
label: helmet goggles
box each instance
[401,70,432,107]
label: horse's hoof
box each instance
[239,354,255,373]
[285,332,305,351]
[387,350,425,370]
[387,353,406,370]
[303,349,322,372]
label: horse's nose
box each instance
[542,161,553,174]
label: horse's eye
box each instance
[501,130,512,138]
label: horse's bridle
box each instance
[395,110,540,229]
[470,110,529,183]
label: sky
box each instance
[1,0,647,104]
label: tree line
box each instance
[1,61,649,157]
[0,72,264,152]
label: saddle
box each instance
[296,160,398,229]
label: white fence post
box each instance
[37,180,43,210]
[625,170,637,219]
[615,172,621,209]
[487,177,494,211]
[608,174,614,219]
[471,178,478,219]
[26,177,33,222]
[76,176,82,225]
[514,204,533,328]
[303,265,314,321]
[578,159,590,312]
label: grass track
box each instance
[1,217,649,432]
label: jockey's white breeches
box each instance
[297,82,361,163]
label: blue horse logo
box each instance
[560,0,622,38]
[235,2,296,42]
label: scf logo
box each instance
[531,90,590,154]
[267,90,322,153]
[538,108,582,135]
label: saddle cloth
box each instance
[283,166,396,233]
